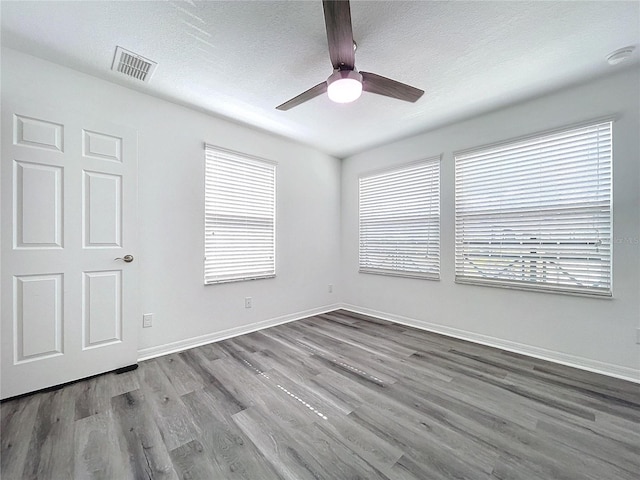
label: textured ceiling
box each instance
[1,1,638,157]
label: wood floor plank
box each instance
[292,334,397,386]
[156,353,203,396]
[181,388,282,480]
[293,318,418,360]
[302,371,363,412]
[111,389,178,480]
[2,309,638,479]
[193,341,224,361]
[205,357,323,429]
[593,410,640,445]
[412,371,540,430]
[286,420,393,480]
[232,406,331,480]
[179,349,247,414]
[204,357,273,409]
[505,369,640,422]
[0,393,41,479]
[320,413,404,472]
[532,362,640,401]
[315,311,364,326]
[255,347,322,381]
[259,327,325,357]
[138,361,199,451]
[73,374,112,421]
[535,417,640,475]
[359,397,500,476]
[390,384,632,480]
[261,367,349,420]
[169,439,225,479]
[349,406,494,480]
[21,388,76,480]
[429,353,598,420]
[74,411,134,480]
[108,369,140,398]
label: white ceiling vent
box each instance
[111,46,157,82]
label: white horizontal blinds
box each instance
[204,146,276,284]
[455,121,612,296]
[359,158,440,279]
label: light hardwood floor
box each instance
[2,310,639,479]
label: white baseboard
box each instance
[341,304,640,384]
[137,303,342,361]
[137,301,639,384]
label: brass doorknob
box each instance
[115,255,134,263]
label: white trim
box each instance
[340,304,640,384]
[358,154,442,179]
[137,304,342,361]
[137,301,639,384]
[205,274,276,286]
[359,269,440,281]
[453,115,618,158]
[454,278,613,299]
[203,143,278,166]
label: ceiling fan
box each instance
[276,0,424,110]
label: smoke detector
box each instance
[606,46,636,66]
[111,46,157,82]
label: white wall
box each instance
[1,48,342,356]
[341,68,640,380]
[3,48,638,381]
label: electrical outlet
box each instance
[143,313,153,328]
[245,297,252,308]
[328,284,333,293]
[636,328,640,345]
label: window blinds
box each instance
[204,145,276,284]
[359,158,440,279]
[454,121,612,296]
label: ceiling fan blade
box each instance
[361,71,424,103]
[322,0,355,70]
[276,82,328,111]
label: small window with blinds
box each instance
[204,145,276,285]
[359,158,441,279]
[454,120,612,296]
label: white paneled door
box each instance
[1,97,139,399]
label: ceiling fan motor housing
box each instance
[327,69,362,85]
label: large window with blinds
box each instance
[359,158,440,279]
[204,145,276,285]
[454,121,612,296]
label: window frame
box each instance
[453,119,613,297]
[358,156,441,280]
[204,144,277,285]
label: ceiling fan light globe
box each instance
[328,78,362,103]
[327,70,363,104]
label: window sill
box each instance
[454,277,612,299]
[359,269,440,281]
[205,274,276,286]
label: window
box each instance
[359,158,440,279]
[455,121,612,296]
[204,145,276,284]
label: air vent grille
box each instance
[111,46,157,83]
